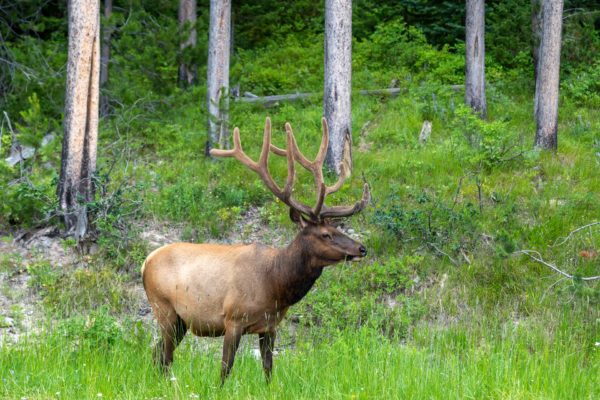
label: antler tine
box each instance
[314,117,329,165]
[258,117,272,165]
[319,183,371,219]
[285,123,313,169]
[284,122,324,220]
[282,125,295,200]
[210,127,258,171]
[324,130,352,195]
[252,118,289,202]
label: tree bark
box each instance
[206,0,231,155]
[178,0,197,87]
[531,0,543,84]
[465,0,487,118]
[58,0,100,240]
[99,0,112,117]
[534,0,563,151]
[324,0,352,174]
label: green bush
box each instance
[373,189,481,257]
[450,104,524,172]
[562,61,600,107]
[41,268,131,317]
[354,19,464,88]
[0,92,60,226]
[298,256,426,339]
[0,178,56,226]
[51,306,124,349]
[232,35,323,95]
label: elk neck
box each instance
[269,233,325,308]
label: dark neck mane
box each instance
[270,234,324,308]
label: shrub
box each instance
[298,256,426,339]
[232,35,323,95]
[354,18,464,88]
[373,189,481,257]
[562,61,600,108]
[51,306,124,349]
[41,268,131,317]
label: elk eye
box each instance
[322,233,332,240]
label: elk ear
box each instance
[289,208,310,228]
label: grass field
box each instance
[2,316,598,399]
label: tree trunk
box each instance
[531,0,543,84]
[58,0,100,240]
[465,0,487,118]
[324,0,352,174]
[99,0,112,117]
[206,0,231,155]
[178,0,197,87]
[534,0,563,150]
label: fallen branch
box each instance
[237,92,317,104]
[429,243,459,266]
[460,248,471,265]
[235,87,405,104]
[514,250,600,281]
[551,221,600,248]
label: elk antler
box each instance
[210,117,370,222]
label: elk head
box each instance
[210,117,370,267]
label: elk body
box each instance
[142,118,369,384]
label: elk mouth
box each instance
[345,245,367,262]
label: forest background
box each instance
[0,0,599,398]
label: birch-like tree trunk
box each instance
[99,0,112,116]
[465,0,487,118]
[534,0,563,150]
[58,0,100,240]
[324,0,352,174]
[206,0,230,155]
[178,0,197,87]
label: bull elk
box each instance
[142,117,370,384]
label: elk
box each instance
[142,117,369,384]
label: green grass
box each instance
[2,322,597,399]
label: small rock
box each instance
[419,121,432,144]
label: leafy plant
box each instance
[52,306,124,349]
[450,104,524,172]
[373,189,481,257]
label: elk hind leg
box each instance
[220,327,242,385]
[154,309,188,372]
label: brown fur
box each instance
[142,219,366,384]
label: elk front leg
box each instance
[221,327,242,385]
[258,330,276,383]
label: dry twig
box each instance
[429,243,459,266]
[551,221,600,248]
[514,250,600,281]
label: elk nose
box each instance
[359,245,367,257]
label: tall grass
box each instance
[2,320,598,399]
